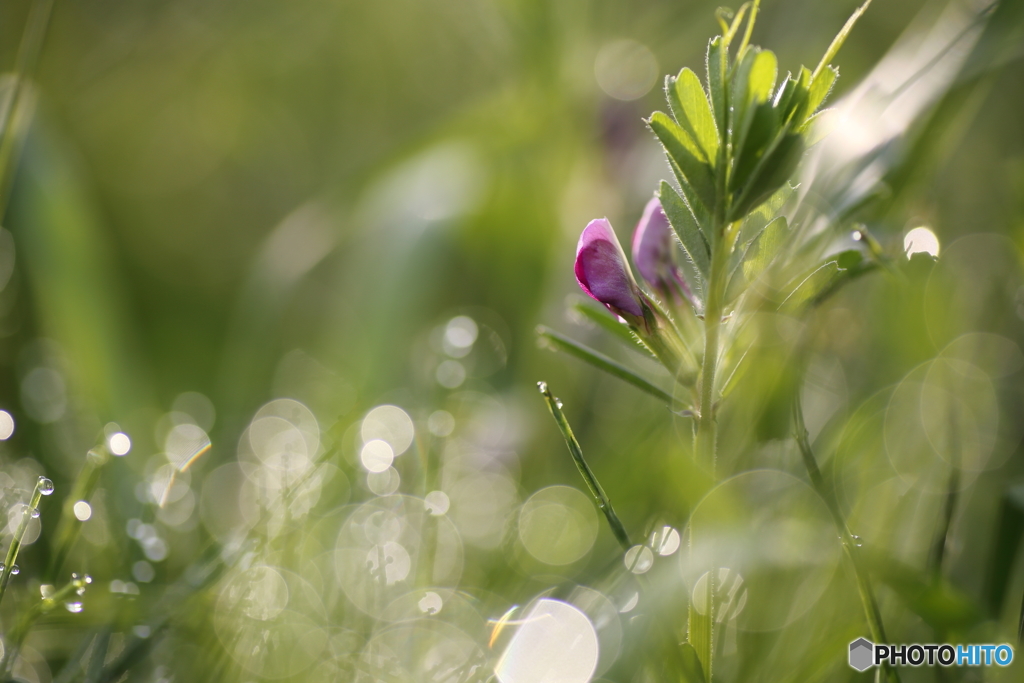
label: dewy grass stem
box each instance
[538,382,632,551]
[0,476,53,611]
[793,393,901,683]
[48,448,108,581]
[1,573,92,677]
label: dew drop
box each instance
[76,587,86,596]
[11,565,20,575]
[29,508,39,519]
[64,602,83,613]
[555,399,563,409]
[84,575,92,584]
[37,477,54,496]
[0,563,6,572]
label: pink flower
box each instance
[631,197,694,305]
[575,218,644,317]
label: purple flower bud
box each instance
[631,197,694,306]
[575,218,644,317]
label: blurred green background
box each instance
[0,0,1020,680]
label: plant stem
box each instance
[0,476,49,610]
[48,448,108,580]
[538,382,632,551]
[0,0,56,222]
[793,394,901,683]
[695,222,735,478]
[1,574,91,677]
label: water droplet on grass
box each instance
[37,477,54,495]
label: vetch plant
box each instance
[538,1,911,681]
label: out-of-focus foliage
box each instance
[0,0,1018,681]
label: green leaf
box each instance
[688,579,714,683]
[571,302,652,354]
[808,250,877,304]
[719,345,750,399]
[536,326,677,403]
[805,65,838,121]
[679,642,707,683]
[739,182,793,241]
[773,71,798,113]
[779,260,840,311]
[731,49,777,166]
[668,68,720,166]
[730,131,804,221]
[731,100,778,194]
[677,172,713,237]
[706,37,728,142]
[779,67,811,126]
[649,112,717,213]
[729,47,757,146]
[659,181,710,280]
[726,216,787,301]
[803,107,838,146]
[779,250,878,312]
[747,49,778,104]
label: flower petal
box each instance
[575,218,643,317]
[631,197,674,288]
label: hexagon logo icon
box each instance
[849,638,874,672]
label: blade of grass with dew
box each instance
[0,476,54,610]
[1,573,93,677]
[47,448,109,581]
[538,381,632,551]
[537,326,676,405]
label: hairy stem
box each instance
[695,222,736,477]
